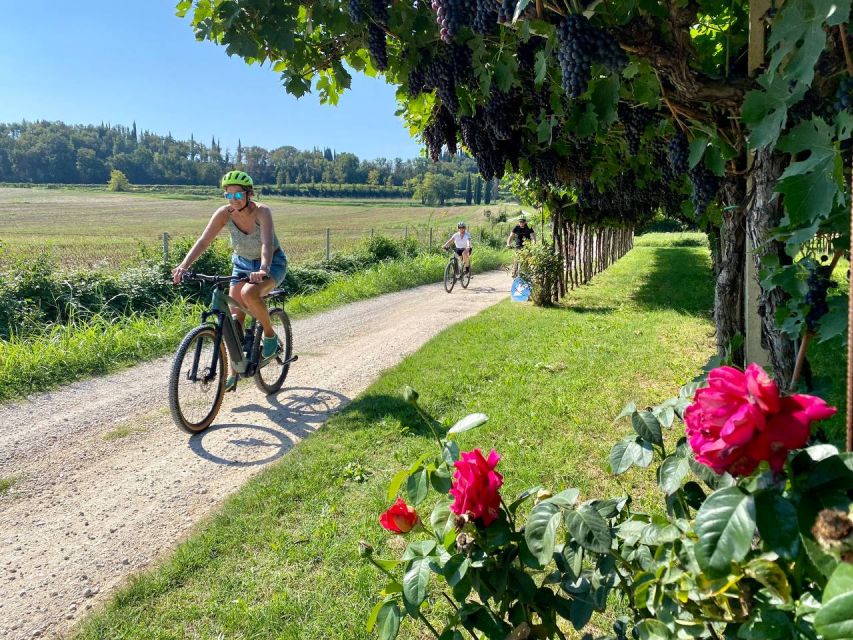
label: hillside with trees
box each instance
[0,120,495,200]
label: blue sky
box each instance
[0,0,423,160]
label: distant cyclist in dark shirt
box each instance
[507,216,536,249]
[507,216,536,277]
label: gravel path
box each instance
[0,271,509,640]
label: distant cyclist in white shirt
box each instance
[442,221,472,274]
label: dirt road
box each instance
[0,272,508,639]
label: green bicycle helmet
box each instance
[221,170,254,189]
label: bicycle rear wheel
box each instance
[255,308,294,394]
[460,265,471,288]
[444,261,456,293]
[169,325,226,434]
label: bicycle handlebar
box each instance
[181,272,249,285]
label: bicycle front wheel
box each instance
[255,308,294,394]
[169,325,226,434]
[444,261,456,293]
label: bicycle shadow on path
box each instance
[188,386,349,467]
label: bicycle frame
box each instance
[449,252,460,277]
[188,284,253,383]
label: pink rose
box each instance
[685,364,836,476]
[379,498,419,534]
[449,448,503,526]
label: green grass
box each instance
[633,231,708,248]
[102,424,150,441]
[0,476,17,497]
[0,250,511,403]
[0,301,199,403]
[74,243,724,639]
[0,186,522,269]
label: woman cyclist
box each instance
[172,170,287,388]
[442,221,473,274]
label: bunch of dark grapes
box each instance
[516,37,552,114]
[834,77,853,112]
[408,65,427,96]
[472,0,498,34]
[575,172,675,227]
[498,0,513,23]
[348,0,366,23]
[431,0,474,42]
[484,87,522,140]
[689,165,720,215]
[449,43,474,85]
[618,103,656,155]
[371,0,388,25]
[805,264,837,331]
[667,131,689,176]
[424,104,459,161]
[556,14,627,98]
[366,0,388,70]
[424,57,459,113]
[368,24,388,70]
[460,111,516,180]
[528,151,560,186]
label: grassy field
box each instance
[0,186,525,269]
[75,241,726,639]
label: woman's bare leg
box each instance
[240,280,277,337]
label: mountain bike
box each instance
[168,273,297,434]
[444,248,471,293]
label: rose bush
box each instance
[362,373,850,640]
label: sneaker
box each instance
[225,375,237,392]
[262,335,280,359]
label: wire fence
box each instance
[0,221,541,272]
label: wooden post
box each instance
[847,175,853,451]
[370,227,374,238]
[326,228,331,260]
[162,232,170,274]
[429,227,433,251]
[404,225,408,241]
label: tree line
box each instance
[0,120,494,198]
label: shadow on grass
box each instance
[631,246,713,316]
[333,391,441,439]
[561,305,618,315]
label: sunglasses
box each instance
[224,192,245,200]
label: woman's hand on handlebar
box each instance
[171,264,190,285]
[249,269,268,283]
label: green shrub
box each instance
[517,241,562,306]
[364,234,400,261]
[321,252,373,274]
[283,266,338,295]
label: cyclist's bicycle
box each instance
[168,272,297,434]
[444,248,471,293]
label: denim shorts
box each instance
[231,248,287,286]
